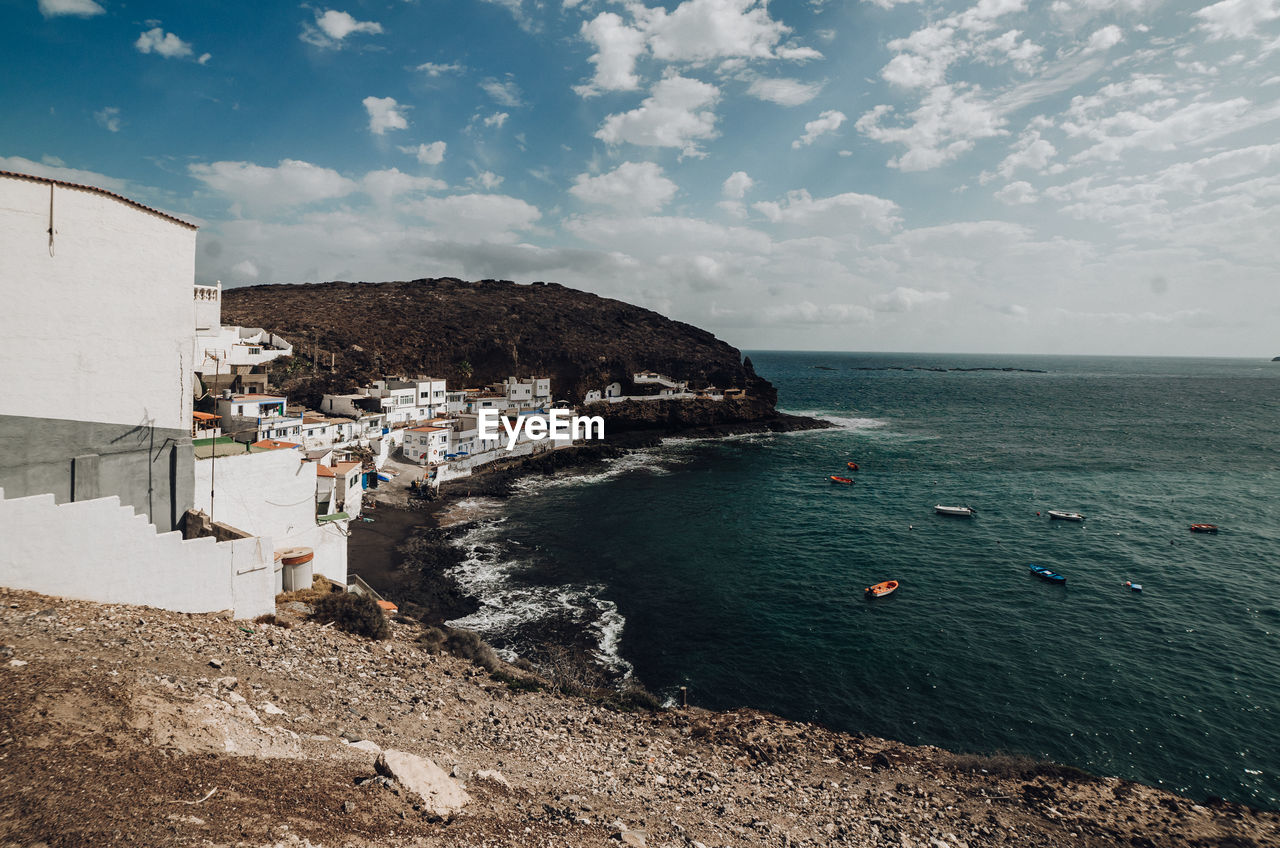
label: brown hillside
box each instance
[221,278,776,411]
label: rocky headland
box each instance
[221,278,817,436]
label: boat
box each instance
[1125,581,1142,592]
[865,580,899,598]
[935,505,976,517]
[1047,510,1085,522]
[830,475,854,485]
[846,462,860,471]
[1190,524,1219,533]
[1028,564,1066,584]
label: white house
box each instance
[414,377,448,418]
[322,392,380,418]
[404,425,450,465]
[0,170,275,618]
[216,393,303,443]
[195,447,350,585]
[367,380,419,424]
[444,390,467,415]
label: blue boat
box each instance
[1028,564,1066,584]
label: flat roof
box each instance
[408,426,448,433]
[231,394,285,401]
[0,170,198,230]
[250,439,300,450]
[192,411,220,421]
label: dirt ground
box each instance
[2,587,1276,848]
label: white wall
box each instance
[193,449,349,584]
[0,175,196,431]
[0,487,274,619]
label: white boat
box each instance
[934,505,976,517]
[1047,510,1085,522]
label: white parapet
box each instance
[0,487,274,619]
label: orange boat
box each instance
[865,580,899,598]
[1190,524,1219,533]
[847,462,859,471]
[829,475,854,484]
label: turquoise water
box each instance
[448,353,1280,807]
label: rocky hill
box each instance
[221,279,781,420]
[4,585,1276,847]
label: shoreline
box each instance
[348,413,832,690]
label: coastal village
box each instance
[3,172,1279,848]
[0,169,742,623]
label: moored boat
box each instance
[1190,524,1219,533]
[935,505,976,517]
[1028,564,1066,584]
[865,580,899,598]
[829,475,854,485]
[1125,581,1142,592]
[846,462,860,471]
[1047,510,1085,522]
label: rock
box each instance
[475,769,511,790]
[346,739,382,754]
[284,602,313,615]
[261,702,286,716]
[8,659,28,668]
[342,800,356,814]
[375,750,470,819]
[208,659,223,669]
[620,830,647,847]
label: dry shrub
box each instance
[311,592,389,640]
[253,613,291,629]
[417,626,502,672]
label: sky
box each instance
[3,0,1279,356]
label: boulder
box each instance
[375,750,470,818]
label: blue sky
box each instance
[4,0,1279,355]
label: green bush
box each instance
[312,592,389,640]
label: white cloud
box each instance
[856,84,1007,170]
[753,189,903,234]
[861,0,924,8]
[1194,0,1280,41]
[468,171,505,190]
[596,75,720,158]
[361,168,446,204]
[871,286,952,312]
[135,27,195,60]
[417,61,466,77]
[94,106,121,133]
[570,162,679,212]
[482,78,523,107]
[37,0,104,17]
[188,159,358,214]
[987,126,1058,181]
[483,111,509,128]
[399,141,447,165]
[363,96,409,135]
[231,260,261,280]
[300,9,384,49]
[1067,96,1274,162]
[0,155,129,192]
[792,109,846,148]
[404,193,542,243]
[637,0,794,64]
[577,13,648,95]
[758,301,875,325]
[746,78,824,106]
[574,0,821,96]
[994,180,1037,204]
[1082,25,1124,54]
[722,171,755,199]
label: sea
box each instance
[445,352,1280,809]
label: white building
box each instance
[195,447,352,585]
[321,392,379,419]
[404,425,450,465]
[0,169,197,529]
[414,377,448,418]
[0,170,275,618]
[216,393,303,443]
